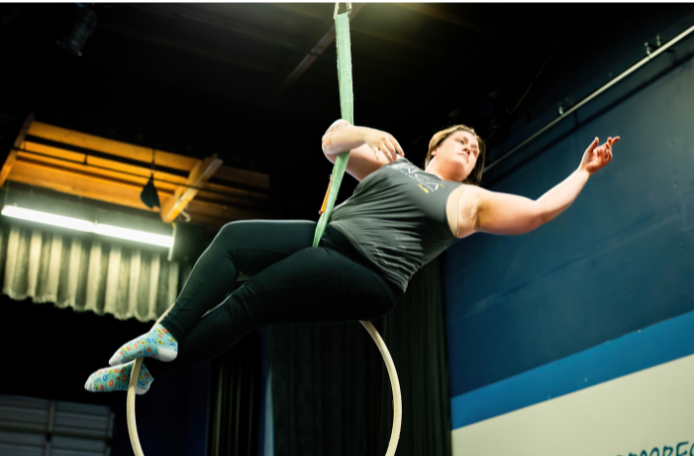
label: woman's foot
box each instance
[84,361,154,395]
[109,323,178,366]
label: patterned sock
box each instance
[84,361,154,395]
[109,323,178,366]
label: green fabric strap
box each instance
[313,12,354,248]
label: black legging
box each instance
[146,220,402,379]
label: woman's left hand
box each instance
[579,136,619,175]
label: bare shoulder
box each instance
[446,184,482,238]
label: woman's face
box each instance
[431,131,480,181]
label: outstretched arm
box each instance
[470,136,618,235]
[322,120,404,181]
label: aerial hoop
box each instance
[126,310,403,456]
[360,320,402,456]
[127,4,402,456]
[126,309,170,456]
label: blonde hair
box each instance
[425,125,486,186]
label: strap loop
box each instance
[334,2,352,19]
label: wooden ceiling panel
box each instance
[15,149,180,194]
[212,166,269,190]
[9,160,170,212]
[160,154,223,223]
[28,122,199,172]
[3,118,270,227]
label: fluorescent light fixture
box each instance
[1,205,174,248]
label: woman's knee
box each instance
[368,297,395,320]
[213,220,253,250]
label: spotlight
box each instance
[140,174,161,209]
[56,5,97,57]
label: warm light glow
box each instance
[1,206,94,232]
[1,205,173,248]
[94,223,173,248]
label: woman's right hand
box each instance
[579,136,618,175]
[361,127,404,163]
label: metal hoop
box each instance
[127,315,402,456]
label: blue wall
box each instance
[445,10,694,424]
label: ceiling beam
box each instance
[274,3,366,95]
[9,158,262,225]
[9,158,171,212]
[350,24,451,58]
[21,140,187,188]
[28,122,200,172]
[28,122,271,194]
[18,142,269,209]
[194,187,268,210]
[270,3,330,20]
[126,4,304,53]
[213,165,269,190]
[0,112,32,186]
[393,3,494,35]
[97,21,276,74]
[8,122,268,227]
[160,154,223,223]
[197,182,270,205]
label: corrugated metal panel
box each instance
[0,222,192,322]
[0,395,113,456]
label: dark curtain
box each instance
[269,257,452,456]
[208,330,263,456]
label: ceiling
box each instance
[1,115,269,228]
[1,3,691,222]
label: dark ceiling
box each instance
[1,3,691,183]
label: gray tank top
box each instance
[329,158,462,292]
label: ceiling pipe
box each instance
[484,22,694,173]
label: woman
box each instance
[85,121,617,394]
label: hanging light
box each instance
[56,5,97,57]
[140,174,161,209]
[140,150,161,209]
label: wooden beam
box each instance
[9,159,172,212]
[28,122,270,191]
[194,191,268,211]
[213,165,269,190]
[195,184,268,207]
[0,113,33,186]
[9,159,261,225]
[22,139,270,203]
[10,121,269,227]
[20,141,268,208]
[20,140,187,190]
[275,3,366,94]
[393,3,494,35]
[160,155,223,223]
[18,147,266,210]
[28,122,200,172]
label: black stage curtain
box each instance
[208,330,263,456]
[269,257,452,456]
